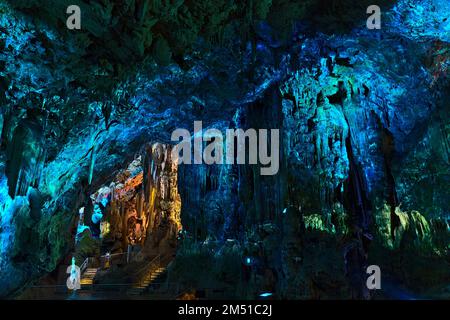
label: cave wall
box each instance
[0,0,449,298]
[173,10,450,298]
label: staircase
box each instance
[127,266,166,296]
[127,255,166,296]
[80,268,98,286]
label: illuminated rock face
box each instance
[73,144,182,264]
[0,1,449,298]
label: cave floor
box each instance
[18,273,438,300]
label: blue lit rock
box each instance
[0,0,449,299]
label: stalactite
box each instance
[143,144,152,202]
[88,146,97,185]
[136,191,142,218]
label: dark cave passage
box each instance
[342,134,373,299]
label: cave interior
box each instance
[0,0,449,300]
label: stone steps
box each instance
[80,268,98,285]
[127,267,166,296]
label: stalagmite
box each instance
[143,144,153,202]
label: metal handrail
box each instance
[80,257,90,274]
[99,252,127,265]
[27,283,232,300]
[100,252,127,258]
[28,282,182,298]
[79,252,134,275]
[134,254,161,282]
